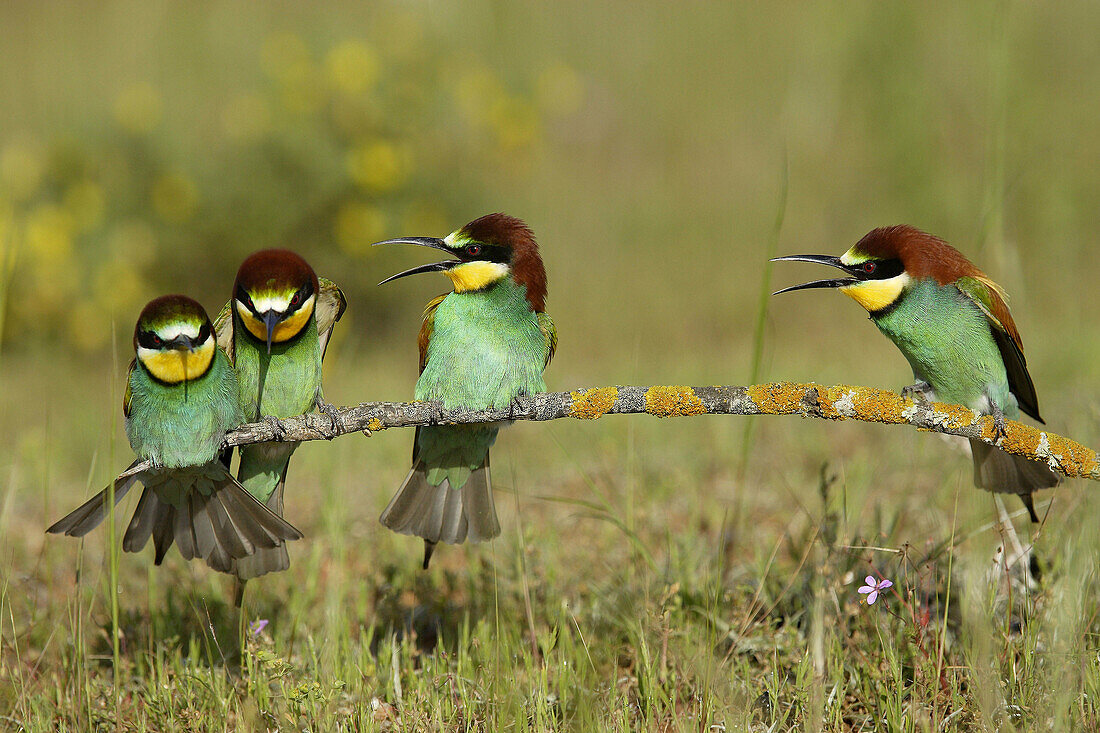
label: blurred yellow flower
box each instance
[326,40,379,96]
[93,259,147,315]
[64,181,106,233]
[261,32,311,80]
[0,197,13,246]
[0,139,45,202]
[402,201,449,237]
[454,68,506,125]
[67,299,107,352]
[279,60,325,115]
[151,173,198,222]
[335,201,386,256]
[536,63,584,116]
[32,258,78,312]
[346,140,411,192]
[113,83,163,135]
[107,220,158,267]
[489,96,540,150]
[222,93,271,142]
[25,204,74,265]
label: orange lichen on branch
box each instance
[747,382,817,415]
[1038,432,1100,478]
[367,418,384,432]
[846,386,910,424]
[569,387,618,420]
[645,386,706,418]
[931,402,981,431]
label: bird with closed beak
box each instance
[47,295,302,572]
[214,249,346,600]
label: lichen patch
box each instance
[645,386,706,418]
[570,387,618,420]
[747,382,816,415]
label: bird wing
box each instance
[316,277,347,361]
[417,294,448,374]
[955,275,1043,423]
[411,295,449,464]
[213,300,235,365]
[538,311,557,369]
[123,359,136,418]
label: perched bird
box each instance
[773,225,1058,520]
[375,213,556,567]
[214,250,346,591]
[47,295,302,572]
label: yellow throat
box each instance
[445,261,510,293]
[138,339,215,384]
[838,273,910,313]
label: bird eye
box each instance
[151,334,162,346]
[465,244,482,257]
[290,292,300,307]
[862,262,877,274]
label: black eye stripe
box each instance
[458,243,510,263]
[137,330,161,349]
[855,258,904,281]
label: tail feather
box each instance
[205,489,253,559]
[188,492,218,562]
[51,459,302,575]
[153,505,176,565]
[231,480,293,580]
[970,439,1060,521]
[380,457,500,549]
[46,461,142,537]
[122,487,161,552]
[174,494,197,560]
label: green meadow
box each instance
[3,1,1100,729]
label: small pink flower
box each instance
[857,576,893,605]
[249,618,269,636]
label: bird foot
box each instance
[264,415,288,441]
[507,394,529,421]
[989,396,1009,444]
[901,380,934,403]
[314,397,341,438]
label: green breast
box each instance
[416,278,548,410]
[233,314,323,421]
[872,278,1016,415]
[125,350,243,468]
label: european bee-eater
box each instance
[214,249,346,586]
[773,225,1059,519]
[375,213,556,567]
[47,295,302,572]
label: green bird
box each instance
[47,295,302,572]
[773,225,1059,520]
[214,249,346,589]
[375,213,556,568]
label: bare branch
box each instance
[127,383,1100,481]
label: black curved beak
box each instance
[261,310,282,354]
[373,236,460,285]
[165,334,198,352]
[770,255,857,295]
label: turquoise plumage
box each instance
[375,213,555,566]
[47,295,301,573]
[214,250,345,584]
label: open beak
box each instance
[261,310,282,354]
[373,236,461,285]
[770,254,857,295]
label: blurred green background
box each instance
[4,1,1100,728]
